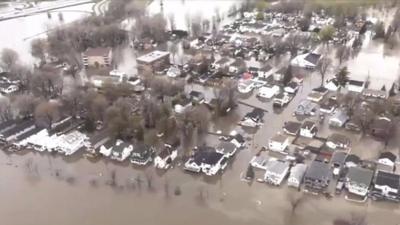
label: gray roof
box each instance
[304,53,321,65]
[216,141,237,154]
[330,151,347,166]
[270,133,288,143]
[346,167,374,186]
[266,160,290,174]
[327,133,350,146]
[289,163,307,181]
[305,160,331,181]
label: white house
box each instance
[300,121,318,138]
[347,80,365,93]
[328,109,349,127]
[288,163,307,188]
[290,52,321,69]
[264,159,290,186]
[345,167,374,197]
[371,171,400,201]
[257,85,280,99]
[154,146,178,169]
[377,152,397,169]
[268,133,289,152]
[249,155,268,170]
[109,140,134,162]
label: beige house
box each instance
[82,47,112,68]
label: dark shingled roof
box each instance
[374,170,400,190]
[304,53,321,65]
[283,121,302,135]
[304,160,331,182]
[379,152,397,163]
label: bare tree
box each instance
[1,48,19,72]
[0,96,11,121]
[34,100,60,129]
[317,57,332,86]
[31,39,47,64]
[336,45,351,65]
[11,94,37,119]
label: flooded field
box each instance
[0,2,94,63]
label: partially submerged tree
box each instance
[336,66,350,91]
[1,48,19,72]
[34,100,60,129]
[317,57,332,86]
[336,45,351,65]
[30,39,47,65]
[319,25,335,45]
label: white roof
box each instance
[137,50,169,64]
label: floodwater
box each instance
[2,1,400,225]
[0,2,94,63]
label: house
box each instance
[166,66,182,78]
[307,92,325,103]
[82,47,112,67]
[345,154,361,168]
[288,163,307,188]
[319,99,337,114]
[184,147,228,176]
[283,121,302,136]
[345,118,362,132]
[284,81,299,94]
[300,120,318,138]
[273,92,293,107]
[371,171,400,202]
[257,85,280,99]
[370,116,393,140]
[137,50,170,70]
[188,90,205,103]
[109,140,134,162]
[326,133,350,149]
[213,57,233,70]
[273,67,286,82]
[290,52,321,69]
[362,89,388,99]
[130,143,154,165]
[0,119,36,144]
[228,59,246,75]
[239,108,264,128]
[264,159,290,186]
[330,151,347,176]
[328,109,349,127]
[304,160,332,193]
[219,131,246,149]
[268,133,289,152]
[55,131,88,156]
[345,167,374,197]
[237,79,256,94]
[325,79,339,91]
[294,100,317,116]
[216,141,237,158]
[347,79,365,93]
[258,64,272,78]
[377,152,397,169]
[250,155,268,170]
[154,145,178,169]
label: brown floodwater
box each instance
[2,66,400,225]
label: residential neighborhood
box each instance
[1,0,400,225]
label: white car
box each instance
[257,85,280,99]
[237,80,255,94]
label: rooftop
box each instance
[137,50,170,64]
